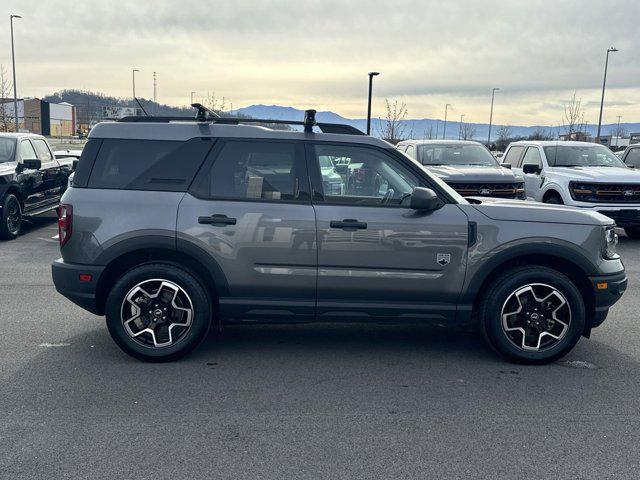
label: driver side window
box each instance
[20,140,37,160]
[312,144,420,207]
[521,147,543,168]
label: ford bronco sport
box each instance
[51,107,627,364]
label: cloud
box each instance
[1,0,638,125]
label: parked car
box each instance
[52,112,626,364]
[619,144,640,169]
[54,150,83,188]
[396,140,525,199]
[503,140,640,239]
[0,133,75,240]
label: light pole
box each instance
[153,71,157,103]
[442,104,451,139]
[459,114,465,139]
[366,71,380,135]
[132,69,139,99]
[487,87,499,147]
[10,14,22,132]
[190,91,196,104]
[615,115,622,148]
[596,47,618,142]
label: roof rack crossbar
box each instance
[117,110,365,135]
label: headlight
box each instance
[603,226,618,259]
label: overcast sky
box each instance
[1,0,638,125]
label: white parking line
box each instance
[52,234,59,240]
[38,342,70,348]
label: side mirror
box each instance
[23,159,42,170]
[500,163,512,169]
[334,164,348,175]
[410,187,442,211]
[627,164,635,169]
[522,164,541,175]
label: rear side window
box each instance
[87,138,213,191]
[503,146,525,167]
[191,140,308,202]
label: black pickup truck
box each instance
[0,133,75,240]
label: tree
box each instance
[423,123,436,140]
[611,124,628,139]
[495,125,512,151]
[0,65,13,132]
[377,98,409,144]
[562,91,586,135]
[528,127,554,140]
[460,122,477,140]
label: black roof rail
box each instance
[117,107,365,136]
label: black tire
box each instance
[0,194,22,240]
[479,266,585,364]
[105,263,212,362]
[624,226,640,240]
[543,193,563,205]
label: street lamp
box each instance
[442,104,451,139]
[132,69,139,99]
[487,87,500,147]
[596,47,619,142]
[366,71,380,135]
[10,14,22,132]
[459,114,465,139]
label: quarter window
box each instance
[195,141,307,202]
[312,144,419,207]
[88,138,212,191]
[503,146,524,167]
[20,140,37,160]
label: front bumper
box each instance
[571,203,640,227]
[588,270,627,329]
[51,258,105,315]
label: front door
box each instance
[517,146,545,199]
[178,139,317,321]
[308,143,469,322]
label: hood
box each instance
[424,165,521,182]
[551,166,640,183]
[0,162,17,177]
[469,197,612,226]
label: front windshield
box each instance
[0,138,16,163]
[418,144,498,166]
[544,144,625,167]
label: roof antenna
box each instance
[134,97,148,116]
[191,103,221,122]
[303,109,317,133]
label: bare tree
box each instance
[423,123,436,140]
[377,98,409,144]
[460,123,477,140]
[611,123,628,139]
[562,91,586,135]
[0,65,13,132]
[528,127,554,140]
[495,125,512,151]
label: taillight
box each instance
[58,204,73,247]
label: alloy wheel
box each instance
[500,283,571,351]
[121,279,194,348]
[6,197,21,234]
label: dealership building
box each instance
[0,98,76,136]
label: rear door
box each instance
[308,142,469,322]
[178,139,317,321]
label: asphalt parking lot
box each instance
[1,214,639,479]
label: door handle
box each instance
[330,219,367,230]
[198,214,237,226]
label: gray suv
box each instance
[51,110,627,364]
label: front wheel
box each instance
[479,266,585,364]
[105,263,212,362]
[0,194,22,240]
[624,226,640,239]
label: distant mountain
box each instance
[234,104,640,141]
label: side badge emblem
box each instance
[437,253,451,266]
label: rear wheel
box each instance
[624,226,640,239]
[105,263,212,361]
[0,194,22,240]
[479,266,585,364]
